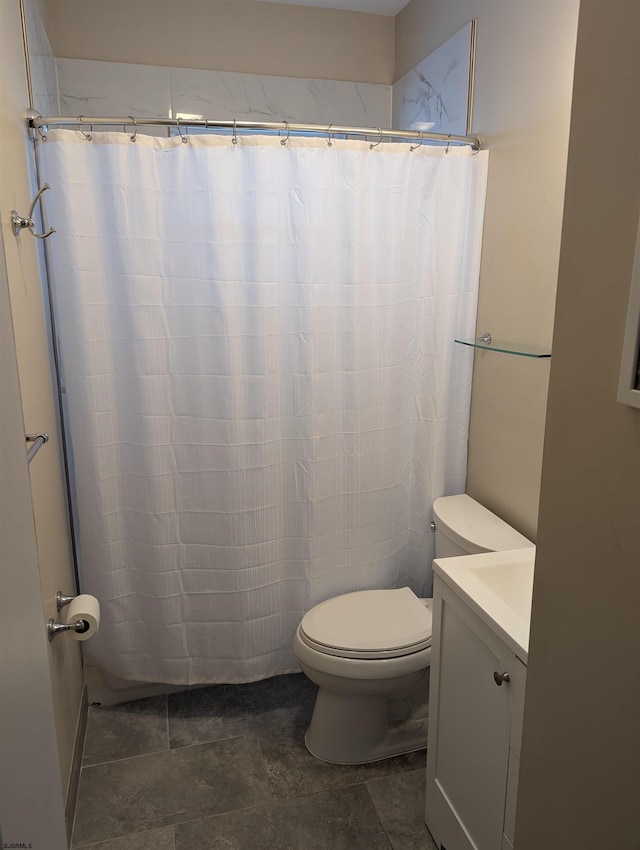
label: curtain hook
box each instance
[445,134,451,155]
[410,131,424,152]
[232,119,238,145]
[77,116,92,141]
[280,121,290,146]
[127,116,137,143]
[326,123,332,147]
[369,127,383,149]
[176,117,188,144]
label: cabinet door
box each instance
[426,585,517,850]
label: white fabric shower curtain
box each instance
[41,131,488,684]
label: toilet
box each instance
[293,494,534,764]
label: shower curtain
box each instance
[41,131,488,684]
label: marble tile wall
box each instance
[54,58,392,131]
[392,22,473,136]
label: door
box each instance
[0,228,68,849]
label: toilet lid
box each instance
[299,588,433,660]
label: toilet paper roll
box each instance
[65,594,100,641]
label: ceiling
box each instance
[252,0,410,15]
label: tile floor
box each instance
[71,673,437,849]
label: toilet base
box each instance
[303,670,429,764]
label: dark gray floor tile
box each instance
[72,735,271,848]
[168,673,317,749]
[77,826,175,849]
[175,784,392,850]
[366,769,437,850]
[83,696,168,766]
[259,724,426,800]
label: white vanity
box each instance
[425,548,535,850]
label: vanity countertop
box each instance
[433,547,536,662]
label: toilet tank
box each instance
[433,495,533,558]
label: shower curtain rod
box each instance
[28,112,481,151]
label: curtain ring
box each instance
[176,117,188,144]
[232,119,238,145]
[369,127,383,149]
[409,131,424,152]
[445,134,451,155]
[280,121,290,146]
[77,116,92,141]
[326,124,332,147]
[127,116,137,143]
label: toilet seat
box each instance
[299,588,433,660]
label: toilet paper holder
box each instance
[48,617,91,641]
[56,591,76,612]
[48,590,90,641]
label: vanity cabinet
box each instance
[425,573,526,850]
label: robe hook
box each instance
[11,184,56,239]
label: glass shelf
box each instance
[455,337,552,358]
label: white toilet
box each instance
[293,494,534,764]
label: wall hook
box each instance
[11,185,56,239]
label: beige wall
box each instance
[517,2,640,846]
[396,0,580,540]
[48,0,395,84]
[1,0,83,814]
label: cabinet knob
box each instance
[493,671,510,686]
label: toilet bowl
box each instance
[293,494,534,764]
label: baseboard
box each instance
[65,685,88,843]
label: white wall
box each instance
[396,0,580,540]
[516,1,640,846]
